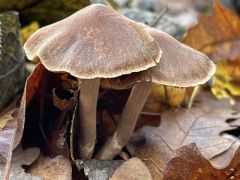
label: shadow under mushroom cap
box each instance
[23,4,162,79]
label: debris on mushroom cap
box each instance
[143,27,216,87]
[23,4,162,79]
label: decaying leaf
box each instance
[182,1,240,101]
[0,147,40,180]
[28,155,72,180]
[110,158,152,180]
[131,92,240,178]
[18,63,78,157]
[182,0,240,62]
[16,63,45,150]
[133,144,165,179]
[211,57,240,102]
[163,143,240,180]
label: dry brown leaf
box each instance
[28,155,72,180]
[18,63,78,156]
[163,143,240,180]
[182,0,240,62]
[110,158,152,180]
[16,63,45,149]
[133,145,165,180]
[131,92,240,177]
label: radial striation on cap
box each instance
[142,27,216,87]
[24,4,162,79]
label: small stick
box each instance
[140,111,161,116]
[150,0,169,27]
[188,85,201,108]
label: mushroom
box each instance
[23,4,161,159]
[95,27,216,159]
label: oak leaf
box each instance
[132,92,240,179]
[163,143,240,180]
[182,0,240,62]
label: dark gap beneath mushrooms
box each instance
[22,68,78,158]
[95,89,130,155]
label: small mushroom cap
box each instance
[103,27,216,89]
[143,27,216,87]
[24,4,161,79]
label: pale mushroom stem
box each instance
[95,81,152,160]
[78,78,100,159]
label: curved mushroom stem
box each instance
[95,81,152,160]
[78,78,100,159]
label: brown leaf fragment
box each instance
[182,0,240,62]
[28,155,72,180]
[16,63,45,149]
[163,143,240,180]
[76,159,123,180]
[134,145,165,180]
[110,158,152,180]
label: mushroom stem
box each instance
[78,78,100,159]
[95,81,152,160]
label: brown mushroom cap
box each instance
[103,27,216,89]
[143,27,216,87]
[23,4,161,79]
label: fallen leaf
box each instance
[163,143,240,180]
[110,158,152,180]
[18,63,78,157]
[0,107,18,179]
[131,92,240,174]
[150,84,185,106]
[133,144,165,179]
[182,0,240,62]
[28,155,72,180]
[0,147,40,180]
[17,63,45,149]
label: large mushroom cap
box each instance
[24,4,161,79]
[143,27,216,87]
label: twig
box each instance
[150,0,169,27]
[188,85,200,108]
[140,111,162,116]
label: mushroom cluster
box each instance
[23,4,216,160]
